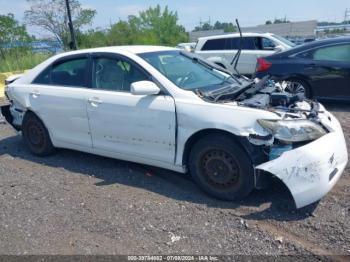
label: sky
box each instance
[1,0,349,36]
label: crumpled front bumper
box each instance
[256,110,348,209]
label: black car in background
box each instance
[255,37,350,101]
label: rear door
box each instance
[225,37,276,75]
[195,38,230,66]
[29,55,92,148]
[303,43,350,99]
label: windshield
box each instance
[139,50,235,90]
[272,34,296,47]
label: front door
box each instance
[86,54,176,164]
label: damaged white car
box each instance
[1,46,348,208]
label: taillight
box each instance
[256,58,272,72]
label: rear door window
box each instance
[201,39,227,50]
[201,37,258,51]
[313,44,350,62]
[241,37,258,50]
[33,57,89,87]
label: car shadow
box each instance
[0,132,318,222]
[320,101,350,112]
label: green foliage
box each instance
[0,13,31,44]
[78,5,189,48]
[24,0,96,49]
[323,28,347,34]
[318,21,350,26]
[0,13,32,59]
[194,21,237,32]
[0,13,42,73]
[0,51,49,73]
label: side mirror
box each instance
[274,45,283,52]
[131,81,160,96]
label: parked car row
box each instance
[192,33,350,101]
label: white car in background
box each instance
[194,32,295,75]
[1,46,347,209]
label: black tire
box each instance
[189,135,254,201]
[22,112,55,156]
[286,78,311,98]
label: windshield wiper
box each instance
[212,81,257,102]
[230,19,243,78]
[180,51,242,85]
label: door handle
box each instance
[30,91,40,98]
[88,97,102,105]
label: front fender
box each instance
[256,113,348,208]
[175,101,279,166]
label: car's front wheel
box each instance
[22,112,55,156]
[189,135,255,201]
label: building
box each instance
[189,21,318,42]
[242,20,318,39]
[189,29,224,42]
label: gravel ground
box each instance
[0,103,349,258]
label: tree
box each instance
[77,5,188,48]
[0,13,32,59]
[273,18,290,24]
[102,5,188,46]
[24,0,96,49]
[265,18,290,25]
[194,20,236,32]
[134,5,188,45]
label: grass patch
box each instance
[0,51,50,73]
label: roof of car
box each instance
[272,36,350,57]
[306,36,350,46]
[58,45,176,57]
[198,32,273,41]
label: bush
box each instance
[0,50,50,73]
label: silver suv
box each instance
[194,32,295,75]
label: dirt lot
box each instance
[0,102,349,258]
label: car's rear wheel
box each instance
[189,135,254,201]
[22,112,55,156]
[285,78,311,98]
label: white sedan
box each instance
[1,46,348,209]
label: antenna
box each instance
[230,19,243,77]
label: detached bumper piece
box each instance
[256,113,348,208]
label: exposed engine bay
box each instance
[197,76,321,120]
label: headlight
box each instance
[258,119,326,143]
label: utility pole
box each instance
[344,8,350,22]
[65,0,77,50]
